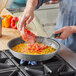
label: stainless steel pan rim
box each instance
[8,37,60,61]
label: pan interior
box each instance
[8,37,60,52]
[36,37,60,51]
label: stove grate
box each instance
[0,50,75,76]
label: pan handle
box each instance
[51,33,61,38]
[54,33,61,38]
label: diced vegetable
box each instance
[12,43,56,55]
[26,43,48,52]
[21,28,36,43]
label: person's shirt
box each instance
[36,0,50,9]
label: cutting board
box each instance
[0,28,20,50]
[0,8,13,16]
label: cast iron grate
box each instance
[0,50,75,76]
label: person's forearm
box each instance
[25,0,38,11]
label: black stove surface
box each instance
[0,50,76,76]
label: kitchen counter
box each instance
[0,28,20,50]
[58,44,76,70]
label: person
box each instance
[17,0,76,52]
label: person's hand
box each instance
[17,8,34,31]
[54,26,73,40]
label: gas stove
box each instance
[0,50,76,76]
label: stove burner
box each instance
[20,60,37,65]
[0,50,76,76]
[28,61,37,65]
[20,60,25,64]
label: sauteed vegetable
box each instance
[12,43,55,55]
[21,28,36,43]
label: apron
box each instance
[56,0,76,52]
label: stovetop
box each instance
[0,50,76,76]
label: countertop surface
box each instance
[58,44,76,70]
[0,28,20,50]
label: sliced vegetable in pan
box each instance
[12,43,55,55]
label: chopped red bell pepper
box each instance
[11,17,19,29]
[26,43,48,53]
[21,28,36,43]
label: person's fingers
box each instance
[26,16,33,24]
[17,16,28,31]
[17,16,21,29]
[53,28,65,40]
[54,26,72,40]
[59,32,66,40]
[54,28,63,34]
[56,36,65,40]
[17,9,34,31]
[55,32,66,40]
[17,22,19,31]
[56,37,61,39]
[55,34,63,39]
[20,16,28,30]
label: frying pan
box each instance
[8,34,61,61]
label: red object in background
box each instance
[11,17,19,29]
[52,0,58,1]
[12,17,19,22]
[21,28,36,43]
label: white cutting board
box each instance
[0,8,13,16]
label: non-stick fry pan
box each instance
[8,33,61,61]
